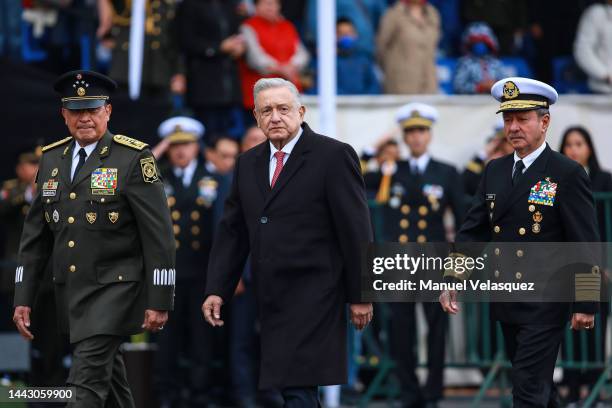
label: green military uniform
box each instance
[14,70,175,407]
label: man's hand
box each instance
[202,295,224,327]
[142,309,168,332]
[439,290,459,314]
[571,313,595,330]
[350,303,373,331]
[13,306,34,340]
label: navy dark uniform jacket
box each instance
[453,144,600,324]
[14,131,175,343]
[364,159,465,243]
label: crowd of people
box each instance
[0,0,611,407]
[2,0,612,143]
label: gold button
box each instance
[68,216,75,224]
[401,205,410,215]
[516,249,524,257]
[519,227,526,235]
[418,206,428,216]
[494,226,501,233]
[592,265,600,275]
[101,198,106,203]
[399,219,409,229]
[68,241,75,248]
[46,199,51,204]
[494,270,500,278]
[494,248,500,256]
[69,265,76,273]
[173,225,180,235]
[417,235,427,243]
[398,234,408,243]
[515,272,522,280]
[167,196,176,207]
[118,275,123,281]
[417,220,427,230]
[70,192,77,200]
[191,226,200,235]
[490,202,495,209]
[196,197,206,206]
[192,241,201,250]
[529,205,535,212]
[191,211,200,221]
[172,210,181,221]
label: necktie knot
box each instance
[78,148,87,159]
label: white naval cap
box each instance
[491,77,558,113]
[158,116,205,144]
[396,102,439,130]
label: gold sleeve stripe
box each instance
[575,290,600,302]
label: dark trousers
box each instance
[66,335,134,408]
[154,279,212,402]
[390,302,447,406]
[281,387,319,408]
[229,284,258,399]
[500,323,565,408]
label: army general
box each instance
[12,70,175,407]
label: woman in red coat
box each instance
[239,0,310,111]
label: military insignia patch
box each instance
[51,168,59,177]
[108,211,119,223]
[140,157,159,183]
[52,209,60,223]
[389,196,401,209]
[86,212,97,224]
[45,211,51,223]
[423,184,444,199]
[528,178,557,206]
[503,81,520,99]
[197,177,218,207]
[42,179,59,197]
[99,146,109,156]
[91,168,118,195]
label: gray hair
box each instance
[253,78,302,110]
[535,108,550,118]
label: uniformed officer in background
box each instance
[462,117,513,202]
[364,103,465,408]
[441,77,600,408]
[105,0,185,97]
[12,70,175,408]
[0,151,40,330]
[152,116,218,407]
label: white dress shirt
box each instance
[70,141,98,181]
[173,159,198,187]
[409,153,431,175]
[269,127,303,185]
[513,141,547,175]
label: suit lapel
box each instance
[71,132,113,187]
[493,145,551,221]
[264,124,312,207]
[254,142,271,200]
[59,140,74,187]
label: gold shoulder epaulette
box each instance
[113,135,148,151]
[466,160,483,174]
[41,136,73,153]
[2,179,17,189]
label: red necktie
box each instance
[271,151,286,188]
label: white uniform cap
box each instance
[158,116,205,144]
[396,103,439,130]
[491,77,558,113]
